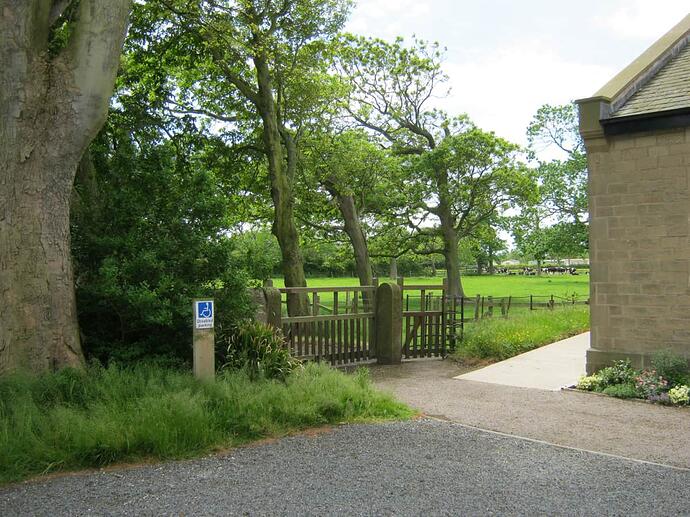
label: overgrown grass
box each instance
[0,363,413,485]
[453,306,590,362]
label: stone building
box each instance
[577,14,690,373]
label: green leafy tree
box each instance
[231,229,282,284]
[132,0,352,316]
[527,103,588,225]
[298,130,404,286]
[515,103,589,265]
[336,36,533,296]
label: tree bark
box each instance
[324,186,373,288]
[253,55,309,316]
[331,191,374,309]
[441,223,463,298]
[389,257,398,280]
[0,0,132,374]
[436,173,464,298]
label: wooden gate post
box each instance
[263,287,282,329]
[375,283,402,364]
[249,287,282,330]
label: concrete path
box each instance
[369,357,690,469]
[455,332,590,390]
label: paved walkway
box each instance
[455,332,590,390]
[369,347,690,470]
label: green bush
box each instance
[453,306,589,362]
[0,363,412,485]
[651,350,690,387]
[576,374,601,391]
[72,120,254,366]
[597,360,636,387]
[221,321,300,380]
[601,383,638,399]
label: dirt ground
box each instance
[369,358,690,470]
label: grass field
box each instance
[272,274,590,298]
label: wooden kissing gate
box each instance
[252,278,460,366]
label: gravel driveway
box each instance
[2,420,688,516]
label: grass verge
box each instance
[0,363,413,485]
[452,306,590,363]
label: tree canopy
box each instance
[0,1,589,370]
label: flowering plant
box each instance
[635,369,668,399]
[576,374,600,391]
[668,385,689,405]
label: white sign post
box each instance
[193,299,215,380]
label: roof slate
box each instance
[612,42,690,118]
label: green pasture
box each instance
[272,274,590,298]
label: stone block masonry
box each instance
[585,127,690,373]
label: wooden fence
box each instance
[400,283,449,359]
[278,286,376,365]
[266,280,588,365]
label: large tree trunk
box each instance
[325,186,373,288]
[437,181,464,298]
[0,1,132,374]
[389,257,398,280]
[441,225,463,298]
[1,157,82,372]
[332,192,374,309]
[254,56,309,316]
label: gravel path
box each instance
[2,420,688,516]
[370,359,690,469]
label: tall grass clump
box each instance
[453,306,589,362]
[0,363,412,485]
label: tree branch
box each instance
[166,100,239,123]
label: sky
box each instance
[346,0,690,150]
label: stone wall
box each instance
[585,127,690,373]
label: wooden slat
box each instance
[278,286,376,293]
[356,316,361,361]
[400,284,445,291]
[401,310,443,317]
[337,317,342,365]
[282,312,374,324]
[328,319,334,366]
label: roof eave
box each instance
[576,13,690,139]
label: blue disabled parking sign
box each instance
[195,300,214,329]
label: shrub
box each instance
[597,359,636,387]
[576,374,600,391]
[601,383,638,399]
[221,321,300,380]
[651,350,690,387]
[634,369,669,399]
[668,385,690,406]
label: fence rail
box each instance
[278,286,376,365]
[265,281,588,365]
